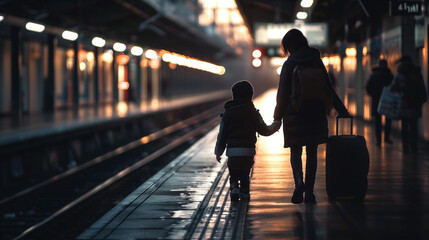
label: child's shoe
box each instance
[230,187,240,201]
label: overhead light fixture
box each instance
[0,15,4,22]
[113,42,126,52]
[296,12,308,20]
[131,46,143,56]
[91,37,106,48]
[145,49,157,59]
[62,30,78,41]
[300,0,313,8]
[25,22,45,33]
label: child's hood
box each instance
[224,99,256,113]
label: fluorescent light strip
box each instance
[131,46,143,56]
[25,22,45,33]
[62,30,78,41]
[92,37,106,48]
[113,42,126,52]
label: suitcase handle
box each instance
[336,115,353,135]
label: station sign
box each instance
[254,22,328,48]
[389,0,422,15]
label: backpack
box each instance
[291,64,333,112]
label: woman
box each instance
[273,29,350,204]
[390,55,427,153]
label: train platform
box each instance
[77,90,429,240]
[0,91,228,146]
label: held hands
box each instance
[216,155,221,163]
[268,120,282,132]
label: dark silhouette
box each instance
[215,80,280,201]
[366,59,394,147]
[327,65,337,90]
[273,29,350,204]
[390,55,427,153]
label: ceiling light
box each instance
[145,49,157,59]
[113,42,126,52]
[91,37,106,48]
[62,30,78,41]
[0,15,4,22]
[296,12,308,20]
[300,0,313,8]
[131,46,143,56]
[25,22,45,33]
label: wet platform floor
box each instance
[78,90,429,240]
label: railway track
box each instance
[0,104,223,240]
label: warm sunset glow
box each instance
[322,57,329,66]
[253,90,287,155]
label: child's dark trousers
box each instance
[227,156,254,193]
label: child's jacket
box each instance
[214,99,275,157]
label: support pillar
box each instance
[94,47,99,105]
[11,26,21,123]
[401,16,416,62]
[73,41,79,108]
[112,51,118,103]
[136,56,142,103]
[356,44,364,118]
[44,34,55,112]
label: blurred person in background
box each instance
[390,55,427,153]
[365,59,394,147]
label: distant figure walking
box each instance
[366,59,394,147]
[390,55,427,153]
[273,29,350,204]
[215,81,280,201]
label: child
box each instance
[214,80,281,201]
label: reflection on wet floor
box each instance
[78,89,429,240]
[245,89,429,239]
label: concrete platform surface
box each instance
[78,90,429,240]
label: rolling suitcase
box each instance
[326,116,369,200]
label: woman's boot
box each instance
[292,172,305,204]
[304,163,317,203]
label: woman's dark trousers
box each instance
[401,118,418,153]
[290,144,318,203]
[227,156,254,193]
